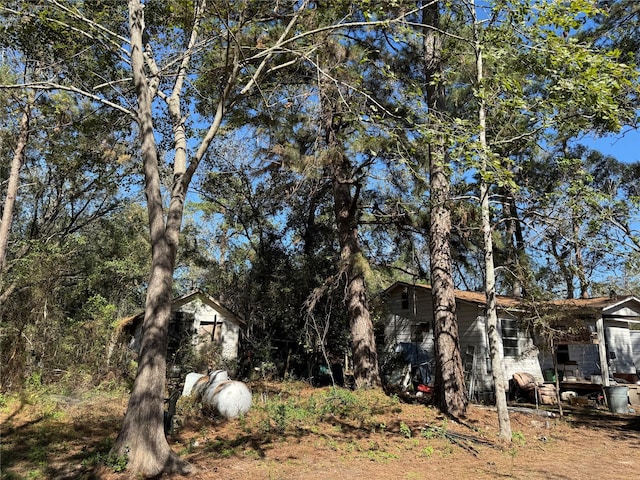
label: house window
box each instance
[401,287,409,310]
[501,318,519,357]
[556,345,570,364]
[412,322,430,343]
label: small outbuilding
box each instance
[119,290,245,373]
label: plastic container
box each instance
[604,386,629,414]
[543,369,564,382]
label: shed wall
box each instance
[177,298,240,361]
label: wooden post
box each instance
[596,316,610,387]
[552,339,563,417]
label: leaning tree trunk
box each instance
[550,237,575,299]
[317,33,381,390]
[573,219,589,299]
[423,0,467,417]
[111,2,190,476]
[0,93,32,272]
[501,191,528,297]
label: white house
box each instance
[382,281,543,401]
[537,295,640,385]
[382,282,640,401]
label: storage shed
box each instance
[119,290,245,372]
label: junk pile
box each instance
[183,370,252,419]
[512,372,557,405]
[382,342,432,391]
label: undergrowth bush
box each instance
[252,385,401,434]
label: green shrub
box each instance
[253,386,402,434]
[399,422,412,438]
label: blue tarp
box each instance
[396,342,431,384]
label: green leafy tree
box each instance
[3,0,319,474]
[488,0,639,299]
[522,148,640,298]
[193,139,325,379]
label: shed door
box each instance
[605,323,635,374]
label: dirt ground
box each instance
[2,383,639,480]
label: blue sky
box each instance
[580,127,640,164]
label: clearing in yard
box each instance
[1,382,639,479]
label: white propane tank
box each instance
[189,370,252,419]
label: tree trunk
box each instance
[320,61,381,388]
[423,1,467,417]
[111,2,190,476]
[481,180,512,441]
[501,192,527,297]
[0,94,32,272]
[331,152,381,389]
[550,237,574,299]
[573,220,589,298]
[473,0,512,441]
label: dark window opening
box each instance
[401,287,409,310]
[556,344,570,364]
[412,322,430,343]
[501,318,519,357]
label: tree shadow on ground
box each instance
[558,406,640,443]
[0,396,126,479]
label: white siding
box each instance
[384,285,542,395]
[498,315,543,387]
[175,297,240,362]
[566,343,600,377]
[457,303,490,391]
[464,313,543,391]
[631,330,640,370]
[605,321,635,374]
[219,321,240,360]
[606,304,640,317]
[539,320,637,378]
[384,286,434,358]
[539,343,602,380]
[538,318,601,379]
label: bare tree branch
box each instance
[0,82,134,117]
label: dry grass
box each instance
[2,382,640,479]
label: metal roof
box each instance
[384,281,640,316]
[116,289,245,333]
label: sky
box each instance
[580,127,640,164]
